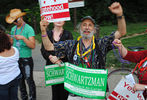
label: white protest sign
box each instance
[108,78,144,100]
[68,0,84,8]
[125,74,136,85]
[38,0,70,22]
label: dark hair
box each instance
[0,24,6,33]
[0,32,11,53]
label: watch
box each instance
[117,14,124,19]
[144,86,147,90]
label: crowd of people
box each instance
[0,1,146,100]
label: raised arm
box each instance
[40,16,54,50]
[109,2,126,39]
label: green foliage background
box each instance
[1,0,147,34]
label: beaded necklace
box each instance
[13,23,25,50]
[14,23,25,35]
[76,36,95,68]
[76,36,95,57]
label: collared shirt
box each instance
[54,32,115,69]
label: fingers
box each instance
[113,39,122,48]
[41,16,44,21]
[40,16,49,32]
[113,39,121,44]
[133,86,137,92]
[49,55,62,67]
[40,18,49,26]
[109,2,120,9]
[49,55,59,64]
[14,35,18,40]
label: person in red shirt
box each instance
[113,39,147,98]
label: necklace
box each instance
[76,36,95,68]
[14,23,25,35]
[13,23,25,50]
[52,29,63,42]
[76,36,95,57]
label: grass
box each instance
[36,22,147,43]
[99,22,147,37]
[122,34,147,49]
[106,34,147,68]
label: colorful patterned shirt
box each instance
[54,32,115,69]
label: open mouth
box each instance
[83,30,91,34]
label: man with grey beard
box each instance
[40,2,126,100]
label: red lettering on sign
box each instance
[124,82,129,87]
[124,81,135,94]
[108,95,117,100]
[126,95,130,98]
[137,93,143,100]
[127,86,132,91]
[54,0,56,2]
[44,1,46,4]
[111,91,128,100]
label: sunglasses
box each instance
[13,17,21,23]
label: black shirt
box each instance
[41,29,73,65]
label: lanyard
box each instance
[13,23,25,50]
[14,23,25,35]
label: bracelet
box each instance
[41,34,48,37]
[117,14,124,19]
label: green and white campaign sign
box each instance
[64,63,108,99]
[44,64,65,86]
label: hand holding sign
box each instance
[40,16,49,32]
[133,83,146,92]
[49,55,62,66]
[108,78,144,100]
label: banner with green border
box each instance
[44,64,65,86]
[64,62,108,99]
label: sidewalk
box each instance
[33,71,52,100]
[18,71,52,100]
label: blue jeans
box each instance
[0,74,21,100]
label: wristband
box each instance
[41,34,48,37]
[117,14,124,19]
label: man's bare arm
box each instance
[109,2,126,39]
